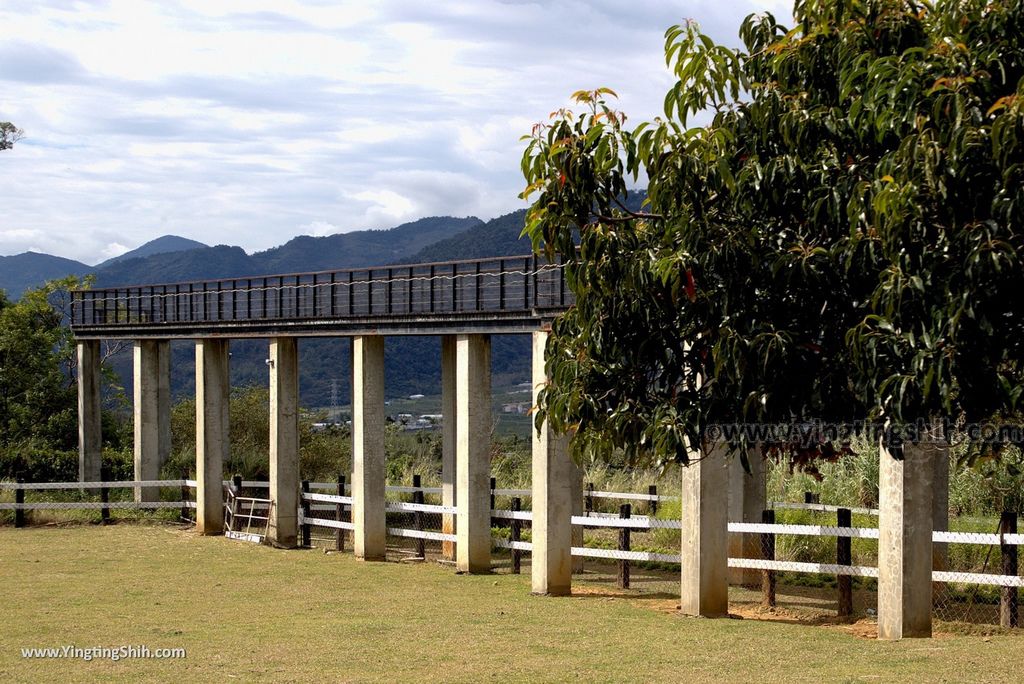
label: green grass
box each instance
[0,525,1020,682]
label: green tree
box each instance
[522,1,1024,468]
[0,277,84,449]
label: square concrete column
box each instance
[269,338,300,548]
[878,432,936,639]
[441,335,457,560]
[196,339,229,535]
[352,336,386,561]
[727,449,766,586]
[133,340,171,503]
[456,334,491,574]
[531,329,573,595]
[680,442,729,617]
[77,340,103,483]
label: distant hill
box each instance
[408,210,531,262]
[95,235,209,269]
[94,216,483,287]
[0,252,91,300]
[95,245,258,287]
[250,216,482,273]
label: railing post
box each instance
[804,491,819,505]
[14,473,25,528]
[585,482,594,514]
[336,474,346,552]
[100,485,110,525]
[837,507,853,617]
[618,503,631,589]
[301,480,311,547]
[761,509,776,608]
[649,485,658,516]
[1001,511,1018,628]
[511,497,522,574]
[413,474,425,559]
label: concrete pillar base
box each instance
[531,330,573,596]
[133,340,170,503]
[727,449,766,586]
[441,335,457,561]
[456,334,491,574]
[352,336,386,561]
[196,339,229,535]
[269,338,300,549]
[878,426,939,640]
[680,443,729,618]
[77,340,103,483]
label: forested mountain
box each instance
[95,235,209,269]
[0,252,91,300]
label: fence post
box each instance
[837,507,853,617]
[230,474,242,532]
[1001,511,1018,628]
[413,475,425,559]
[585,482,594,514]
[618,503,631,590]
[511,497,522,574]
[180,473,189,523]
[14,473,25,528]
[761,509,776,608]
[648,485,658,516]
[100,485,110,525]
[804,491,820,505]
[301,480,311,547]
[336,474,346,552]
[489,476,497,524]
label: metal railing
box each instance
[69,255,571,329]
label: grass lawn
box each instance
[0,524,1019,683]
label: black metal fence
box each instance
[70,255,571,329]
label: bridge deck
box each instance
[70,255,572,339]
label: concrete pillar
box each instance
[727,449,766,586]
[269,338,300,548]
[456,334,491,574]
[196,339,229,535]
[77,340,102,483]
[878,431,936,639]
[352,336,386,561]
[680,442,729,617]
[531,330,573,595]
[133,340,170,502]
[441,335,457,560]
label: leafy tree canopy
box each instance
[0,121,23,151]
[521,1,1024,468]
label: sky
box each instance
[0,0,791,265]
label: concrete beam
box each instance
[531,330,573,595]
[196,339,229,535]
[680,443,729,617]
[352,336,386,561]
[456,334,491,573]
[441,334,457,561]
[269,338,300,548]
[878,430,937,639]
[133,340,170,502]
[727,449,766,586]
[77,340,102,483]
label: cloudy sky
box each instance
[1,0,790,265]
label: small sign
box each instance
[225,530,263,544]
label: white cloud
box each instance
[0,1,790,263]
